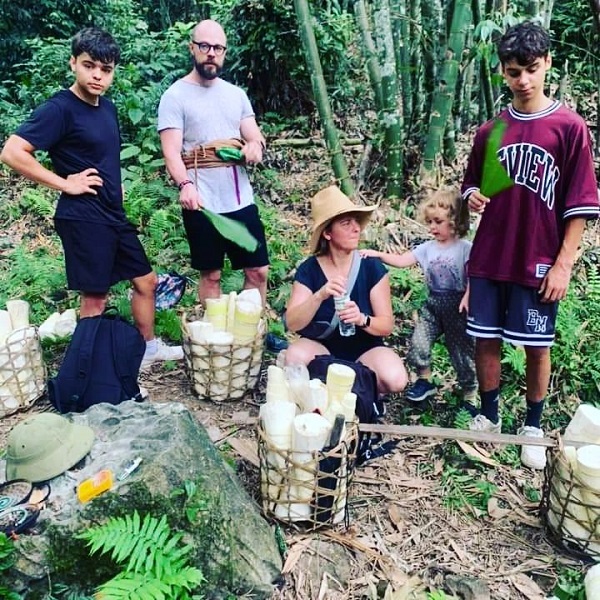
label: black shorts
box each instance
[54,218,152,294]
[467,277,558,347]
[182,203,269,271]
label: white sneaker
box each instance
[518,425,547,470]
[141,338,184,369]
[469,414,502,433]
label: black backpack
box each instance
[307,354,394,465]
[48,308,146,413]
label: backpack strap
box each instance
[111,316,143,401]
[69,315,104,409]
[316,250,362,340]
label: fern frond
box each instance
[96,572,170,600]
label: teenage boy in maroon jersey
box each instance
[462,21,599,469]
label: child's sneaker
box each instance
[141,338,184,369]
[518,425,547,470]
[405,378,436,402]
[469,414,501,433]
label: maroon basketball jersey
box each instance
[462,101,599,287]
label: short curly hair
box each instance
[498,21,550,66]
[418,187,469,238]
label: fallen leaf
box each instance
[457,440,501,468]
[388,503,404,530]
[487,497,513,520]
[282,537,313,574]
[510,573,545,599]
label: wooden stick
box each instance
[358,423,591,448]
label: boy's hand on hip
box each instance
[64,168,103,195]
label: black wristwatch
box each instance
[359,314,371,328]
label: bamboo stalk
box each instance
[358,422,593,448]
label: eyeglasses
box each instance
[192,41,227,56]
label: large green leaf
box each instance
[203,209,259,252]
[480,118,514,198]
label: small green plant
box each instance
[441,464,497,512]
[77,510,205,599]
[0,532,21,600]
[453,408,473,431]
[552,566,586,600]
[171,481,211,525]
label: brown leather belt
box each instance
[181,138,244,170]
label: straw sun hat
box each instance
[309,186,377,254]
[5,413,94,483]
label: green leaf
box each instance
[120,145,141,160]
[203,209,259,252]
[480,118,514,198]
[215,147,244,162]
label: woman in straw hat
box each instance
[284,186,408,395]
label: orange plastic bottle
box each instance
[77,469,114,503]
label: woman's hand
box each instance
[337,299,363,324]
[316,275,347,303]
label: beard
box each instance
[194,60,222,80]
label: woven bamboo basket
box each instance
[0,327,46,419]
[257,420,358,530]
[541,438,600,560]
[181,308,265,403]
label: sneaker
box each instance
[141,338,184,369]
[265,332,289,353]
[469,414,502,433]
[518,425,547,470]
[405,379,437,402]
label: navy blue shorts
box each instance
[467,277,558,347]
[182,203,269,271]
[54,218,152,294]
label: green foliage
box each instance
[0,533,21,600]
[207,0,361,117]
[77,510,205,599]
[441,463,497,512]
[552,566,586,600]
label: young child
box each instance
[0,27,182,368]
[361,188,476,404]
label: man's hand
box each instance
[539,262,572,302]
[467,190,490,213]
[63,168,103,195]
[242,140,264,166]
[179,184,203,211]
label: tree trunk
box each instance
[471,0,494,121]
[354,0,384,112]
[392,0,413,129]
[421,0,472,172]
[373,0,404,198]
[293,0,354,195]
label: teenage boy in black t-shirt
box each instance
[1,27,182,368]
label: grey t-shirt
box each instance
[157,78,256,213]
[412,238,471,293]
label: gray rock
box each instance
[3,401,282,599]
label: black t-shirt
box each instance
[16,89,126,224]
[294,255,387,360]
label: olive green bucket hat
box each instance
[5,413,94,483]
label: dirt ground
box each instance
[0,350,590,600]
